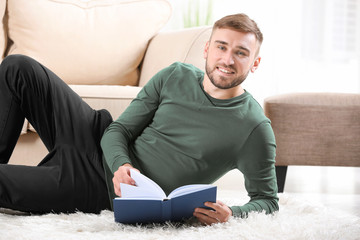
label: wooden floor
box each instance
[215,166,360,217]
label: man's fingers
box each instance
[193,201,232,225]
[113,164,139,197]
[195,207,219,219]
[193,211,219,225]
[112,177,122,197]
[204,201,224,212]
[121,174,136,185]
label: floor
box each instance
[285,166,360,217]
[214,166,360,217]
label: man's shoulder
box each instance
[157,62,203,86]
[243,93,270,125]
[165,62,203,75]
[163,62,203,75]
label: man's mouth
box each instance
[217,66,235,74]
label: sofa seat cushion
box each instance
[4,0,171,85]
[69,84,141,118]
[22,85,142,134]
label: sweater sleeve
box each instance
[100,67,166,173]
[230,121,279,217]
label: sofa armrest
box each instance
[139,26,212,87]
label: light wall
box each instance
[165,0,360,105]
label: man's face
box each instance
[204,28,261,90]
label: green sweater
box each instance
[101,62,279,217]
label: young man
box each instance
[0,13,278,225]
[102,13,278,225]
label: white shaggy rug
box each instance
[1,192,359,240]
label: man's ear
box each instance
[251,56,261,73]
[203,41,210,59]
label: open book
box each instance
[113,169,217,224]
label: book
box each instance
[113,169,217,224]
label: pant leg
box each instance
[0,143,111,214]
[0,54,103,153]
[0,54,113,213]
[0,54,61,161]
[0,56,26,163]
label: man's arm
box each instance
[232,121,279,217]
[100,67,166,196]
[193,122,278,225]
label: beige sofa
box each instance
[0,0,212,166]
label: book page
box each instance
[120,183,162,199]
[168,184,214,199]
[120,169,166,199]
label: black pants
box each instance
[0,54,113,214]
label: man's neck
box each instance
[202,77,245,100]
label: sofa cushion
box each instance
[5,0,171,86]
[139,27,211,87]
[69,84,142,119]
[22,84,141,134]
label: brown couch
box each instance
[264,93,360,192]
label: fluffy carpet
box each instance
[1,192,359,240]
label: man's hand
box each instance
[193,200,232,225]
[113,163,139,197]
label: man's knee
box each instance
[0,54,37,89]
[1,54,34,75]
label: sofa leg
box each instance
[275,166,288,193]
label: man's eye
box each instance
[237,51,245,56]
[218,46,226,50]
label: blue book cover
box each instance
[113,169,217,224]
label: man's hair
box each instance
[212,13,263,48]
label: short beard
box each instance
[205,61,249,90]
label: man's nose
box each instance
[223,51,235,66]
